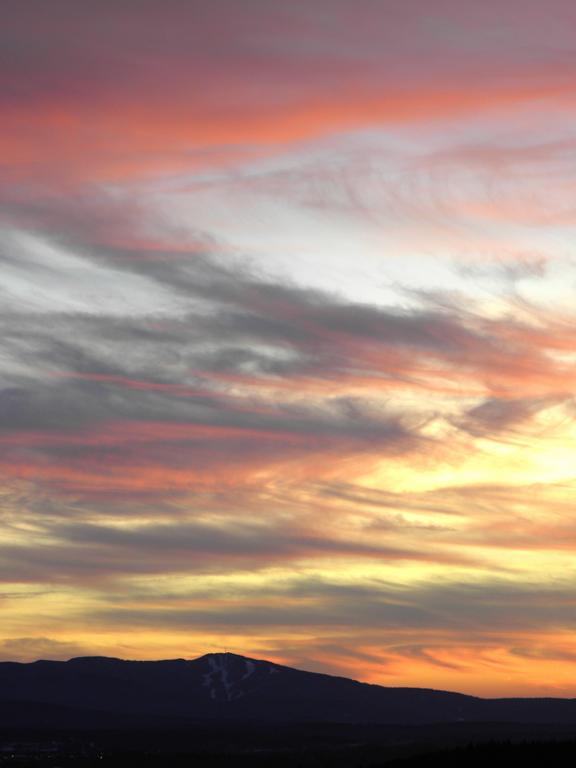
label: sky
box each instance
[2,0,576,698]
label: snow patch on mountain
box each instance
[200,653,265,702]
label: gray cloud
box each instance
[88,576,576,635]
[457,395,571,437]
[0,516,475,586]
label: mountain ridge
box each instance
[1,652,575,726]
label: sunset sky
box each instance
[3,0,576,698]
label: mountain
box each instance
[1,652,576,726]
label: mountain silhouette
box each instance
[1,652,576,726]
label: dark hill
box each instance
[1,652,575,726]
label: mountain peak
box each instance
[196,651,283,702]
[198,651,277,665]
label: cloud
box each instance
[0,514,478,586]
[98,576,576,633]
[0,636,88,662]
[3,0,576,695]
[3,0,576,185]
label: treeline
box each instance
[384,739,576,767]
[4,740,576,768]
